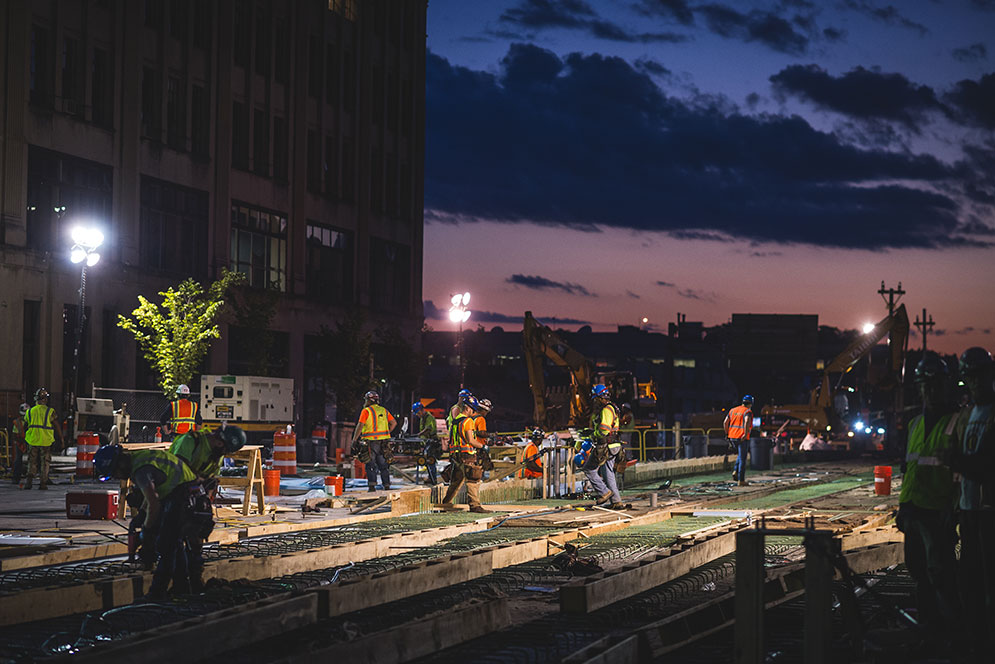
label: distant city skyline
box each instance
[421,0,995,355]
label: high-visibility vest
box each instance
[25,405,56,447]
[726,406,752,440]
[360,404,392,440]
[900,414,956,511]
[171,398,198,434]
[522,441,543,478]
[450,415,476,455]
[130,449,197,499]
[418,412,438,439]
[592,404,621,453]
[169,430,221,479]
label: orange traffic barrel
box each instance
[76,433,99,478]
[324,475,344,496]
[263,469,281,496]
[273,432,297,475]
[873,466,892,496]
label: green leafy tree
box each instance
[118,269,245,397]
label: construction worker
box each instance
[169,424,246,480]
[441,397,487,513]
[949,347,995,652]
[94,444,199,599]
[577,384,623,507]
[521,428,544,479]
[413,402,441,485]
[352,391,396,492]
[725,395,753,486]
[160,384,202,440]
[446,389,473,433]
[10,403,29,484]
[21,388,64,490]
[896,353,962,653]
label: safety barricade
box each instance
[273,431,297,475]
[76,432,100,478]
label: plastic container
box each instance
[334,447,344,464]
[324,475,344,496]
[263,469,281,496]
[874,466,892,496]
[683,435,708,459]
[750,438,775,471]
[75,433,99,478]
[313,440,328,464]
[296,438,313,464]
[66,489,119,519]
[354,458,366,479]
[273,431,297,475]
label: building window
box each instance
[306,129,321,192]
[233,0,250,67]
[27,147,112,251]
[145,0,163,28]
[62,36,83,117]
[142,66,161,138]
[228,328,289,377]
[325,44,338,104]
[369,240,411,312]
[306,223,353,303]
[273,116,288,181]
[274,18,289,84]
[232,101,249,169]
[166,76,186,150]
[324,136,338,198]
[253,108,269,176]
[91,47,113,128]
[191,85,209,155]
[308,36,322,99]
[193,1,212,48]
[254,3,270,75]
[140,177,208,278]
[230,203,288,291]
[169,0,188,41]
[30,25,53,107]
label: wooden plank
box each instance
[559,527,741,614]
[840,526,901,551]
[0,541,129,572]
[63,593,317,664]
[562,635,643,664]
[293,598,511,664]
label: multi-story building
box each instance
[0,0,427,430]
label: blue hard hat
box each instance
[465,395,480,411]
[94,444,124,482]
[458,389,473,401]
[412,402,424,413]
[592,385,610,399]
[742,394,754,404]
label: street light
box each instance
[68,225,103,437]
[449,292,471,388]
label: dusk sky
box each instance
[420,0,995,355]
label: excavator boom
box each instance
[523,311,593,429]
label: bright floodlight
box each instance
[71,226,104,250]
[862,322,875,334]
[449,309,462,322]
[461,292,471,306]
[70,247,87,264]
[86,252,100,267]
[451,293,462,306]
[461,310,471,322]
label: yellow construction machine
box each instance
[523,311,593,430]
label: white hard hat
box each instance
[176,384,191,396]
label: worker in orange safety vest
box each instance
[725,395,754,486]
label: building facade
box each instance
[0,0,427,428]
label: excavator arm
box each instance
[523,311,593,429]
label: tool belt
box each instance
[179,481,215,539]
[613,452,627,474]
[353,440,371,464]
[455,452,484,481]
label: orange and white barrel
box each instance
[273,432,297,475]
[76,433,99,478]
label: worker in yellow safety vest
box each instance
[441,396,487,512]
[578,384,623,507]
[352,391,396,492]
[725,395,754,486]
[21,388,64,490]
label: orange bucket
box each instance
[354,458,366,479]
[335,447,344,464]
[263,469,281,496]
[873,466,892,496]
[324,475,344,496]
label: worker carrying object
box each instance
[21,388,65,490]
[575,385,623,508]
[896,352,963,653]
[725,395,753,486]
[413,402,441,485]
[441,397,487,513]
[352,391,396,492]
[160,384,202,441]
[94,444,202,599]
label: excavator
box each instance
[523,311,593,430]
[760,303,909,439]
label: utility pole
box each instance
[878,281,905,316]
[913,308,935,352]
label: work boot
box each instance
[20,481,32,490]
[469,506,487,513]
[39,483,48,490]
[608,502,627,510]
[595,491,612,506]
[731,471,739,481]
[738,479,747,487]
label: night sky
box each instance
[420,0,995,355]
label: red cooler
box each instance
[66,489,120,519]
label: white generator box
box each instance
[200,375,294,423]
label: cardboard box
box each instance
[66,489,120,520]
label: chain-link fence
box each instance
[92,386,199,442]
